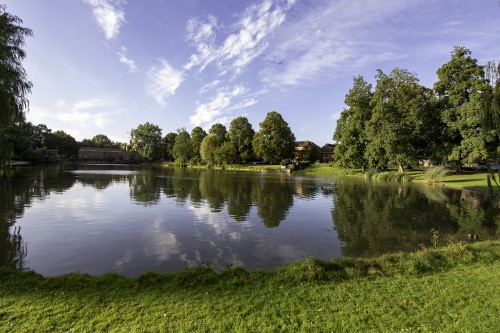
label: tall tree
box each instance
[227,116,255,163]
[91,134,112,148]
[172,130,193,165]
[190,126,207,162]
[434,46,492,170]
[45,130,78,158]
[333,76,373,170]
[0,5,33,166]
[129,122,163,162]
[365,68,435,172]
[163,132,177,161]
[253,111,295,164]
[209,123,227,145]
[199,134,219,167]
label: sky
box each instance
[4,0,500,146]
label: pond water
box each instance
[1,164,499,277]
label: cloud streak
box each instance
[189,85,257,127]
[147,59,184,106]
[185,0,296,77]
[261,0,423,87]
[117,46,138,72]
[85,0,125,40]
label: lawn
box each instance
[1,241,499,332]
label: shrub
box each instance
[423,166,449,183]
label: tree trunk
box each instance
[398,164,404,173]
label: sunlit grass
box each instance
[1,241,499,332]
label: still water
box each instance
[1,164,498,277]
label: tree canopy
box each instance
[253,111,295,164]
[333,76,373,170]
[227,116,255,163]
[129,122,163,161]
[0,5,32,165]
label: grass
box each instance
[295,164,500,192]
[1,241,499,332]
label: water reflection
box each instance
[0,165,498,276]
[332,181,499,257]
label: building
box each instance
[321,144,336,163]
[294,141,321,162]
[78,147,128,162]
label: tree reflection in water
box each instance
[331,181,499,257]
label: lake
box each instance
[1,164,498,277]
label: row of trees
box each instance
[4,119,127,160]
[129,111,296,165]
[334,47,500,172]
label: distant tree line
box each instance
[129,111,296,166]
[334,46,500,172]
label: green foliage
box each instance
[129,122,163,162]
[45,130,78,158]
[0,242,499,332]
[253,111,296,164]
[208,123,227,145]
[423,166,450,183]
[162,132,177,161]
[200,134,219,166]
[333,76,373,169]
[365,68,435,172]
[227,116,255,162]
[0,5,32,166]
[215,141,237,166]
[172,130,193,165]
[190,126,207,160]
[91,134,112,148]
[434,46,492,168]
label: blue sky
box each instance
[5,0,500,146]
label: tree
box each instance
[200,134,219,166]
[45,130,78,158]
[365,68,435,172]
[163,132,177,161]
[0,5,33,166]
[190,126,207,162]
[215,141,237,165]
[209,123,227,145]
[129,122,163,162]
[91,134,112,148]
[252,111,295,164]
[172,130,193,165]
[434,46,492,170]
[482,79,500,161]
[227,116,255,163]
[333,76,373,170]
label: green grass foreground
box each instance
[1,241,499,332]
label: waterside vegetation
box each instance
[1,241,499,332]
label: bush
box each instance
[423,166,449,183]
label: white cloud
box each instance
[117,46,138,72]
[147,59,184,106]
[85,0,125,40]
[28,98,123,140]
[185,0,295,77]
[261,0,423,87]
[189,85,256,127]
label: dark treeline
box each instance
[334,47,500,172]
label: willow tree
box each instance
[0,5,33,166]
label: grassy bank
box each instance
[1,241,499,332]
[295,164,500,192]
